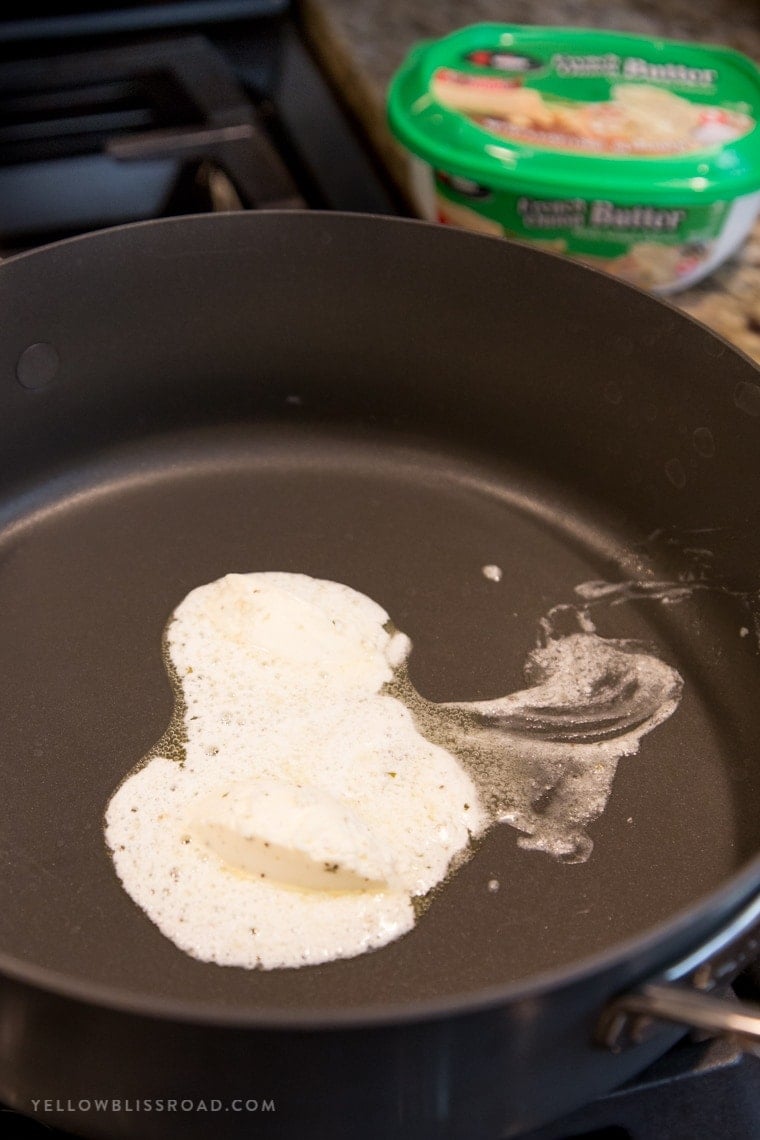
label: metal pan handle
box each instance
[597,890,760,1057]
[599,983,760,1057]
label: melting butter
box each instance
[106,573,485,970]
[105,572,682,970]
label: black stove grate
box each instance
[0,13,401,253]
[0,32,305,250]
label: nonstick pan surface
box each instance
[1,212,759,1022]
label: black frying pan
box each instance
[1,212,760,1140]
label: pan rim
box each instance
[2,210,759,1028]
[5,207,760,381]
[1,857,758,1029]
[4,208,760,380]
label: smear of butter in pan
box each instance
[105,572,682,971]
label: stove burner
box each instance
[0,13,400,254]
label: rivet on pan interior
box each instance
[665,458,687,490]
[693,427,716,458]
[16,342,59,390]
[734,380,760,418]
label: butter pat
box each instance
[188,778,400,891]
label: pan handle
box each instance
[599,983,760,1057]
[596,889,760,1056]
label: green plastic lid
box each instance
[387,24,760,204]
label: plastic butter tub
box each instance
[387,25,760,292]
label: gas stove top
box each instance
[1,5,759,1138]
[0,0,401,255]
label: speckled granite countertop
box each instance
[301,0,760,363]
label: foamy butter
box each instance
[106,573,486,969]
[106,572,683,970]
[404,632,683,862]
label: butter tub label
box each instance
[511,195,727,240]
[431,173,732,290]
[434,178,729,244]
[549,52,718,89]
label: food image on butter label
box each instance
[435,192,503,235]
[388,25,760,292]
[577,242,707,290]
[431,69,754,157]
